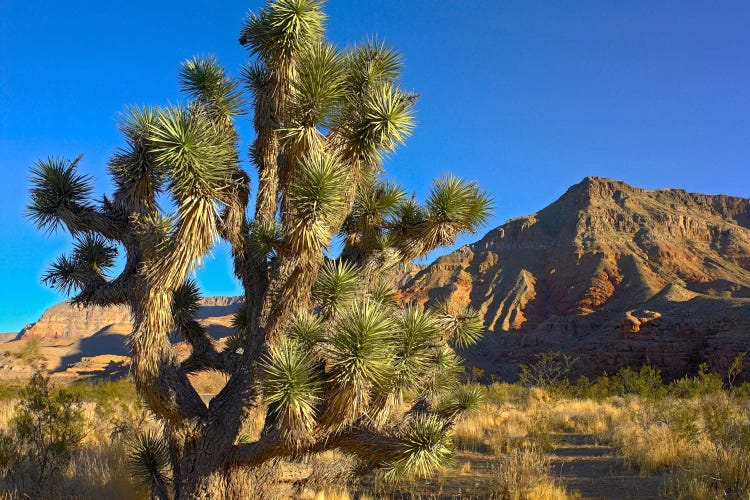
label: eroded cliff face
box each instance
[19,296,242,340]
[402,177,750,380]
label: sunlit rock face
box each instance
[401,177,750,381]
[19,296,242,340]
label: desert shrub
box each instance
[731,381,750,400]
[593,389,750,498]
[610,365,665,398]
[568,372,615,400]
[491,446,575,500]
[453,386,558,455]
[547,398,622,435]
[568,364,730,400]
[726,351,747,390]
[66,377,138,404]
[485,382,526,406]
[11,338,44,368]
[0,371,86,495]
[0,383,23,402]
[669,363,724,398]
[518,352,576,392]
[665,393,750,498]
[491,447,548,499]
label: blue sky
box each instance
[1,1,749,332]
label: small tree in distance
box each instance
[28,1,492,497]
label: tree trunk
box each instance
[173,447,231,500]
[173,454,284,500]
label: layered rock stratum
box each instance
[4,177,749,382]
[1,297,241,383]
[402,177,750,380]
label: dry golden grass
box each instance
[491,447,579,500]
[454,382,750,499]
[453,387,558,454]
[0,376,746,499]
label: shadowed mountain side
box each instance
[403,177,750,380]
[56,325,130,371]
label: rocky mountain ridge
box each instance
[5,177,750,381]
[401,177,750,379]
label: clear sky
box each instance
[1,1,749,332]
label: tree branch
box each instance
[229,428,403,469]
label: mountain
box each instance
[19,296,242,341]
[402,177,750,380]
[4,177,750,382]
[0,297,242,382]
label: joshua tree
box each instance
[28,1,491,497]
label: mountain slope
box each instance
[402,177,750,379]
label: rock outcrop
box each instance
[402,177,750,380]
[0,297,242,381]
[19,296,242,340]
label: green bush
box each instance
[669,363,724,398]
[484,382,526,406]
[611,365,665,398]
[0,371,86,494]
[0,382,24,401]
[66,377,138,405]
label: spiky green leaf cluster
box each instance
[109,107,164,211]
[391,307,440,387]
[179,55,245,120]
[342,180,405,253]
[385,414,453,480]
[126,431,171,497]
[287,151,347,251]
[42,233,117,295]
[240,0,326,60]
[368,278,398,307]
[261,338,323,444]
[344,83,415,164]
[437,384,484,422]
[341,174,492,263]
[172,279,202,319]
[312,259,361,317]
[343,38,403,94]
[422,175,492,248]
[434,302,484,348]
[28,157,93,233]
[325,301,395,391]
[149,106,237,200]
[288,42,344,129]
[288,312,325,348]
[248,220,284,261]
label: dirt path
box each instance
[550,433,668,499]
[361,434,669,498]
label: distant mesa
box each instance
[18,296,242,341]
[4,177,750,382]
[0,297,241,383]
